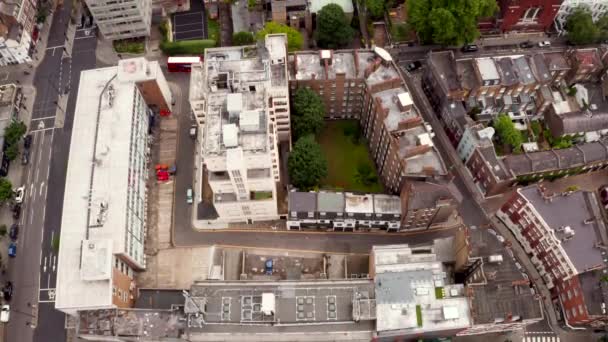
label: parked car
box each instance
[519,41,534,48]
[0,305,9,323]
[21,148,29,165]
[7,243,16,258]
[189,126,197,139]
[9,224,18,241]
[23,134,32,149]
[461,44,479,53]
[14,186,24,204]
[3,282,12,301]
[265,259,273,275]
[186,188,193,204]
[405,61,423,72]
[12,203,21,220]
[538,41,551,47]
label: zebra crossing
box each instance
[522,331,560,342]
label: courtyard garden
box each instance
[317,120,383,193]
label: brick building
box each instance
[399,181,458,230]
[497,0,561,33]
[497,185,608,326]
[290,48,447,194]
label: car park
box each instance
[405,61,422,72]
[538,41,551,47]
[0,305,9,323]
[14,186,24,203]
[8,243,16,258]
[461,44,478,53]
[9,224,18,241]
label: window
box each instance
[291,211,296,217]
[307,212,314,218]
[578,304,584,316]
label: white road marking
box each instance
[42,202,46,223]
[45,46,62,50]
[39,182,44,196]
[50,231,54,248]
[43,256,47,272]
[29,183,34,198]
[52,255,57,272]
[29,127,55,133]
[31,115,56,121]
[73,35,95,40]
[29,206,34,224]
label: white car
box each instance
[0,305,9,323]
[538,41,551,47]
[14,186,25,204]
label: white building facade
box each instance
[55,58,171,315]
[190,34,290,227]
[555,0,608,35]
[85,0,152,40]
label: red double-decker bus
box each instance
[167,56,202,72]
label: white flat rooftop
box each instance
[56,60,159,313]
[345,193,374,213]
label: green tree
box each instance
[256,22,303,51]
[0,178,12,203]
[407,0,498,46]
[354,163,378,186]
[288,135,328,189]
[366,0,385,19]
[292,88,325,139]
[4,120,26,146]
[4,143,18,161]
[596,14,608,41]
[315,4,354,49]
[566,8,599,45]
[247,0,256,10]
[493,114,523,153]
[232,31,255,45]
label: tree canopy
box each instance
[493,114,523,153]
[291,88,325,139]
[315,4,354,49]
[366,0,385,20]
[256,22,303,51]
[232,31,255,46]
[407,0,498,46]
[288,135,328,190]
[0,178,12,203]
[566,8,599,45]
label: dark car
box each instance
[519,41,534,48]
[405,61,423,72]
[21,148,29,165]
[2,282,12,301]
[12,203,20,220]
[461,44,479,53]
[9,224,18,241]
[23,134,32,149]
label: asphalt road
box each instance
[5,0,98,340]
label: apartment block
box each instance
[287,191,401,231]
[55,58,171,315]
[544,52,571,84]
[85,0,152,40]
[189,35,289,225]
[455,222,544,335]
[399,181,458,230]
[555,0,608,35]
[0,0,37,66]
[566,48,604,84]
[498,185,608,326]
[291,48,447,194]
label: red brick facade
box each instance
[498,0,561,33]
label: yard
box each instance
[207,13,220,44]
[317,120,383,193]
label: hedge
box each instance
[160,39,216,55]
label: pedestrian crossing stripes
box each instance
[522,335,560,342]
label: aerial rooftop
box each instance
[519,186,608,273]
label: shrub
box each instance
[160,39,216,55]
[113,39,145,54]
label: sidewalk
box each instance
[95,24,164,66]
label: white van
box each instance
[1,305,10,323]
[186,188,193,204]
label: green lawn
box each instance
[206,12,220,44]
[317,120,383,193]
